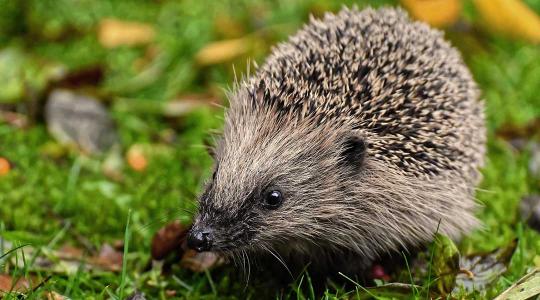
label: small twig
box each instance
[458,268,475,279]
[31,275,52,293]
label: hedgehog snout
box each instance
[187,225,214,252]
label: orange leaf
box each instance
[401,0,462,27]
[98,19,155,48]
[126,145,148,172]
[195,38,250,66]
[0,157,11,176]
[474,0,540,44]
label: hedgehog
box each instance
[186,7,486,280]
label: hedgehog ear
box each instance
[340,135,367,168]
[255,80,266,102]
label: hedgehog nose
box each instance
[187,228,213,252]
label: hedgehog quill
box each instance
[187,7,486,280]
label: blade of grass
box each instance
[118,209,132,300]
[24,220,73,279]
[55,157,81,212]
[105,285,118,300]
[0,222,5,256]
[516,222,525,272]
[296,274,305,300]
[0,243,30,261]
[426,220,442,299]
[204,268,217,296]
[172,275,193,292]
[305,272,315,300]
[338,272,381,300]
[402,251,419,297]
[65,260,85,296]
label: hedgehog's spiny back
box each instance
[248,7,485,179]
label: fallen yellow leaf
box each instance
[474,0,540,44]
[98,18,155,48]
[494,268,540,300]
[195,38,250,66]
[401,0,462,27]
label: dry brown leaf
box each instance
[54,65,104,88]
[496,119,540,141]
[474,0,540,43]
[4,242,125,275]
[151,221,190,260]
[56,245,84,260]
[89,243,123,272]
[195,38,250,65]
[0,274,33,294]
[98,19,155,48]
[180,250,222,272]
[51,243,123,273]
[401,0,462,27]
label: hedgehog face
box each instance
[187,109,368,255]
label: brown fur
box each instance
[191,7,486,279]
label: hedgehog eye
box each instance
[261,188,283,209]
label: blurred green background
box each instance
[1,0,540,299]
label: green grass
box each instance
[1,0,540,299]
[118,209,132,300]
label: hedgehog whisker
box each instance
[240,249,247,283]
[474,186,493,193]
[210,102,226,109]
[138,207,195,232]
[243,249,251,290]
[262,244,293,279]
